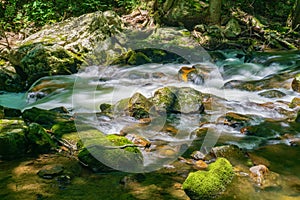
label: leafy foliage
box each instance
[0,0,140,31]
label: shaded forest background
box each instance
[1,0,299,31]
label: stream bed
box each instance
[0,50,300,199]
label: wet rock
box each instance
[249,164,269,186]
[0,67,23,92]
[217,112,253,129]
[99,103,112,113]
[211,145,249,166]
[51,121,77,137]
[0,119,28,159]
[125,134,151,149]
[241,121,283,138]
[151,87,204,114]
[37,164,64,179]
[49,106,69,114]
[9,11,122,88]
[191,151,206,160]
[289,97,300,108]
[151,87,176,113]
[11,44,81,88]
[194,160,208,170]
[178,66,204,85]
[291,74,300,93]
[0,106,22,118]
[223,72,293,91]
[258,90,286,98]
[22,107,70,128]
[27,123,56,153]
[183,158,234,199]
[78,132,143,172]
[128,93,153,119]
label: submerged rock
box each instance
[183,158,234,199]
[249,164,269,186]
[258,89,286,98]
[178,66,204,85]
[217,112,253,129]
[211,145,249,166]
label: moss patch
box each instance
[183,158,234,199]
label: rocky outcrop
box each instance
[8,11,123,90]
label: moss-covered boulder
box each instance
[0,119,28,159]
[78,131,143,172]
[155,0,208,30]
[289,97,300,108]
[9,11,123,89]
[51,121,77,137]
[183,158,234,200]
[173,87,204,114]
[151,87,176,113]
[26,123,56,153]
[10,44,81,87]
[0,105,22,118]
[128,93,153,119]
[0,67,23,92]
[151,87,204,114]
[292,73,300,93]
[22,107,70,128]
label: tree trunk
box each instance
[292,0,300,28]
[209,0,222,25]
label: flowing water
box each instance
[1,50,300,199]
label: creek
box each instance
[0,50,300,199]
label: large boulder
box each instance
[27,123,56,153]
[183,158,234,199]
[155,0,208,30]
[0,119,28,159]
[78,132,143,172]
[22,107,71,128]
[9,11,123,89]
[151,87,204,114]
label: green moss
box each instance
[22,107,70,128]
[0,119,28,160]
[183,158,234,200]
[27,123,56,153]
[51,121,77,137]
[77,130,143,172]
[127,51,151,65]
[151,87,176,112]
